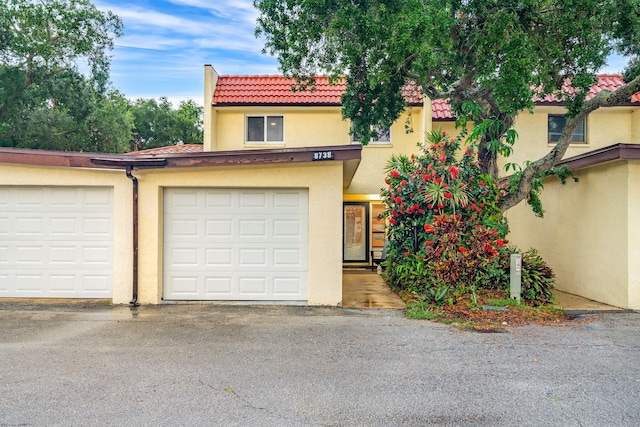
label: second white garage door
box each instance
[163,188,308,301]
[0,186,113,298]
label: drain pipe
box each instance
[126,165,140,307]
[90,157,166,306]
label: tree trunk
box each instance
[478,137,499,178]
[498,74,640,212]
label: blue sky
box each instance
[96,0,280,105]
[96,0,630,107]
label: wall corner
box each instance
[203,65,219,152]
[421,96,433,144]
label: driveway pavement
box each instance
[0,303,638,426]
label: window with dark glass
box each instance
[352,124,391,144]
[548,115,586,143]
[246,115,283,143]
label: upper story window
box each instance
[548,115,586,144]
[352,124,391,145]
[246,115,284,144]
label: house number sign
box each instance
[312,151,334,161]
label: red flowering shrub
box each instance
[382,129,511,298]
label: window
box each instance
[548,115,586,144]
[352,124,391,145]
[246,115,283,144]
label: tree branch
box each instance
[498,74,640,211]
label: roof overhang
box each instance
[0,145,362,188]
[557,143,640,170]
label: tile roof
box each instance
[214,75,347,105]
[127,144,204,155]
[536,74,640,104]
[432,99,453,120]
[214,74,639,120]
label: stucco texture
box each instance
[0,164,133,304]
[133,161,344,305]
[506,160,640,309]
[0,161,345,306]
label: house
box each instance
[0,65,638,308]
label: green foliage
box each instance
[256,0,640,134]
[0,0,127,152]
[128,98,203,151]
[404,300,442,320]
[382,130,509,301]
[508,164,580,217]
[255,0,640,211]
[1,0,123,91]
[477,245,556,305]
[0,1,204,153]
[382,130,555,306]
[520,249,556,305]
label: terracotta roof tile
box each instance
[432,99,453,120]
[214,75,346,105]
[535,74,640,104]
[127,144,204,155]
[213,74,639,120]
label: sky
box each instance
[95,0,280,106]
[95,0,630,107]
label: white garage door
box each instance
[0,187,113,298]
[163,188,308,301]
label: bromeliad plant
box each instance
[382,129,511,300]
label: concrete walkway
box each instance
[342,269,405,309]
[343,269,627,312]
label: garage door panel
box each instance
[239,192,266,208]
[205,219,232,237]
[15,246,43,264]
[205,277,233,297]
[164,188,308,301]
[169,276,199,296]
[50,275,76,292]
[83,275,111,292]
[239,276,268,296]
[0,186,114,298]
[273,275,307,296]
[205,248,232,266]
[205,192,232,208]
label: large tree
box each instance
[255,0,640,210]
[0,0,127,152]
[128,98,204,152]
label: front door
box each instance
[343,203,368,262]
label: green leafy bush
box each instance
[382,129,556,306]
[382,129,508,298]
[521,249,555,304]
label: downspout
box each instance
[126,165,140,307]
[90,157,166,306]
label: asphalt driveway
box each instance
[0,303,638,426]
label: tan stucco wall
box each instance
[213,106,350,150]
[346,109,424,195]
[134,161,345,305]
[212,106,426,197]
[631,108,640,143]
[203,65,218,151]
[505,160,640,309]
[627,162,640,308]
[503,106,637,171]
[0,164,133,304]
[0,161,345,306]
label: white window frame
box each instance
[246,115,284,144]
[548,114,587,144]
[351,124,391,145]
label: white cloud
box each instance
[169,0,258,24]
[100,2,263,55]
[96,1,280,103]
